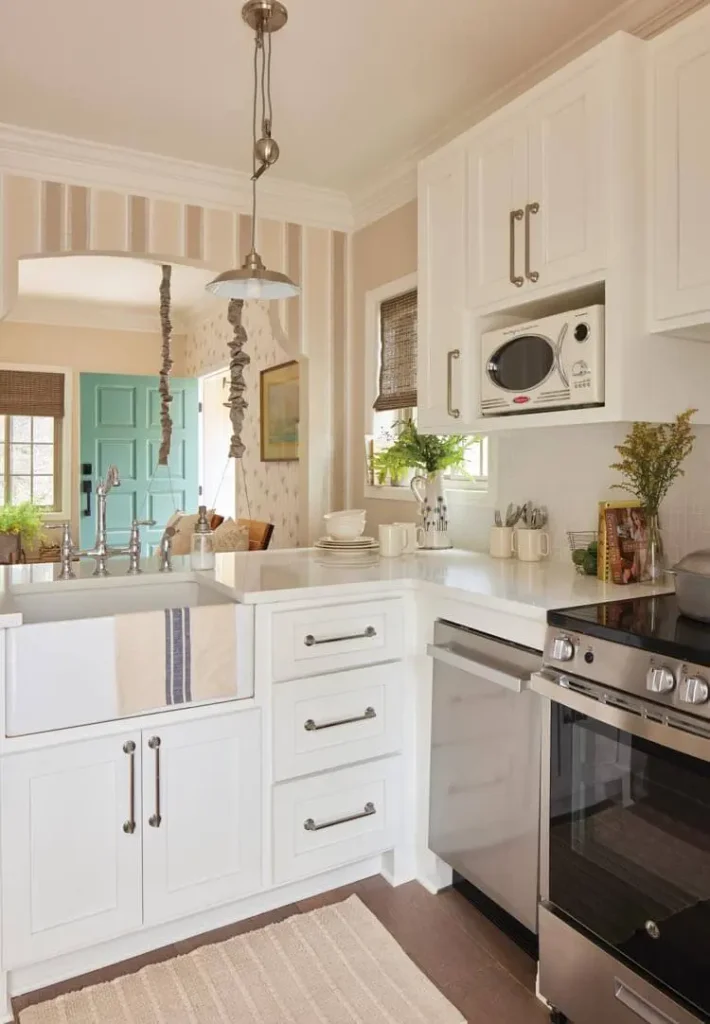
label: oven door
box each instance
[533,671,710,1021]
[485,332,557,394]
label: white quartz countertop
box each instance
[0,548,673,627]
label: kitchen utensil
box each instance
[670,550,710,622]
[489,526,515,559]
[494,509,503,527]
[379,524,406,557]
[514,528,550,562]
[505,504,522,527]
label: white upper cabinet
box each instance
[651,9,710,332]
[467,55,610,312]
[142,711,262,927]
[417,144,474,432]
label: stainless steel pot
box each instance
[671,550,710,623]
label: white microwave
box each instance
[480,305,604,416]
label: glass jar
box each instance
[190,505,215,571]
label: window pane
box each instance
[0,476,4,501]
[33,444,54,475]
[10,476,31,503]
[0,418,5,442]
[10,444,31,474]
[467,444,482,478]
[32,417,54,443]
[32,476,54,507]
[10,416,31,442]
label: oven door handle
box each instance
[614,981,678,1024]
[427,643,532,693]
[531,670,710,762]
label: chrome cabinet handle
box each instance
[122,740,136,835]
[304,801,376,832]
[509,209,524,287]
[524,202,540,283]
[447,349,460,419]
[614,982,675,1024]
[304,625,376,647]
[148,736,162,828]
[305,707,376,732]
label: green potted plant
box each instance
[0,502,46,563]
[610,408,696,581]
[371,445,410,487]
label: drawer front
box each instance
[270,599,404,682]
[273,757,401,884]
[273,665,403,781]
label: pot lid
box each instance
[672,549,710,577]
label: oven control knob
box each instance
[679,676,709,705]
[646,666,675,694]
[550,636,575,662]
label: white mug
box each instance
[394,522,418,554]
[379,524,405,557]
[489,526,514,559]
[513,528,550,562]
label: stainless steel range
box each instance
[532,594,710,1024]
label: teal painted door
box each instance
[80,374,199,552]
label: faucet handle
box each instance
[133,519,156,528]
[46,522,76,580]
[46,521,73,543]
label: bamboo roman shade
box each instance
[373,288,418,412]
[0,370,65,418]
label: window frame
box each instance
[0,363,72,520]
[363,276,494,504]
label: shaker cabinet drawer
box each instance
[272,758,401,884]
[270,598,405,682]
[272,665,403,781]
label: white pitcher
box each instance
[410,472,452,550]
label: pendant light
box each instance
[207,0,300,300]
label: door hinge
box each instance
[198,401,203,413]
[198,485,203,496]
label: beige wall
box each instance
[348,200,417,528]
[0,320,186,536]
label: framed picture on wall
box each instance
[260,360,300,462]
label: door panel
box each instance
[527,63,607,289]
[142,711,263,926]
[80,373,198,551]
[1,734,142,967]
[467,120,528,309]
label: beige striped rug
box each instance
[20,896,465,1023]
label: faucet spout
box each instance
[99,465,121,495]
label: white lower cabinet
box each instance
[142,711,262,926]
[272,757,401,885]
[1,732,143,968]
[1,710,263,968]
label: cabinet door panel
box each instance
[2,734,142,967]
[527,63,607,288]
[467,121,528,309]
[418,148,472,430]
[142,711,262,926]
[653,30,710,320]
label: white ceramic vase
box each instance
[410,471,451,549]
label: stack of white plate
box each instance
[314,535,380,566]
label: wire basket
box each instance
[567,531,598,576]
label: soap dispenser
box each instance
[191,505,215,570]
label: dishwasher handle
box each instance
[427,642,532,693]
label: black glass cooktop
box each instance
[548,594,710,667]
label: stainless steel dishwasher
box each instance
[428,619,542,938]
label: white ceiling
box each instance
[0,0,694,196]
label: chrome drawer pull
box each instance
[614,982,675,1024]
[524,201,540,282]
[446,349,461,419]
[304,801,376,832]
[148,736,162,828]
[304,706,376,732]
[122,740,136,835]
[304,625,376,647]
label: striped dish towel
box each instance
[116,604,238,717]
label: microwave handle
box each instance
[554,322,569,388]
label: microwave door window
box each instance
[487,335,555,392]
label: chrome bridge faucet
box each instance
[78,467,154,578]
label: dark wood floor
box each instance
[13,876,549,1022]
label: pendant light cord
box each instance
[250,26,260,254]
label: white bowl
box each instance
[324,510,366,540]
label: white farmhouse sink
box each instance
[14,580,230,624]
[5,578,253,736]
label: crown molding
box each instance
[351,0,707,231]
[0,123,353,233]
[4,294,191,334]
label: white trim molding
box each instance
[0,124,353,233]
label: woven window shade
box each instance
[0,370,65,418]
[373,289,417,412]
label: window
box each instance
[0,369,66,511]
[365,276,490,498]
[1,416,61,508]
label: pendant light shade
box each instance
[207,1,300,301]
